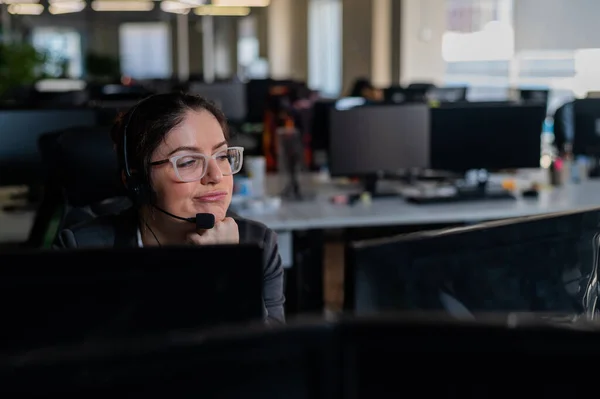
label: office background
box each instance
[2,0,600,313]
[4,0,600,104]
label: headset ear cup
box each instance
[126,175,156,206]
[126,176,146,205]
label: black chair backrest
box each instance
[28,126,130,248]
[55,126,125,207]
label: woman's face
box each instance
[149,109,233,223]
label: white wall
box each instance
[267,0,308,80]
[371,0,392,88]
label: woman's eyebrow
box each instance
[166,140,228,156]
[167,146,199,156]
[212,140,228,150]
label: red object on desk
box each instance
[554,158,564,171]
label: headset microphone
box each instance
[153,206,216,230]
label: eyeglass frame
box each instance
[149,146,244,183]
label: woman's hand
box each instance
[186,217,239,245]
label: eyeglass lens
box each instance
[175,148,243,181]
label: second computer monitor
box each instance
[329,103,430,177]
[430,103,546,171]
[188,81,247,121]
[347,206,600,316]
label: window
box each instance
[237,15,267,79]
[308,0,342,98]
[31,28,83,78]
[119,23,172,79]
[443,0,514,93]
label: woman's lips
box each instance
[194,191,228,202]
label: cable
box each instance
[144,221,161,247]
[582,232,600,319]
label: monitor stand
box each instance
[404,171,515,204]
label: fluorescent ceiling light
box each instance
[2,0,39,4]
[91,0,154,11]
[48,0,85,14]
[160,0,191,14]
[194,5,250,15]
[178,0,205,5]
[7,3,43,14]
[35,79,87,92]
[211,0,269,6]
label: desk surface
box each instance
[237,180,600,230]
[1,180,600,243]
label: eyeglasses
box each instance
[150,146,244,183]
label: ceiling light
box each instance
[160,0,191,14]
[178,0,205,5]
[35,79,87,92]
[7,3,43,14]
[211,0,269,6]
[2,0,40,4]
[48,0,85,14]
[194,5,250,15]
[91,0,154,11]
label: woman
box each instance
[54,92,285,323]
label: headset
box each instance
[121,95,215,230]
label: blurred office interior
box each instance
[4,1,600,394]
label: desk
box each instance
[238,180,600,230]
[2,180,600,313]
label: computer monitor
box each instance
[329,104,430,190]
[0,108,98,186]
[572,98,600,159]
[430,103,545,172]
[340,315,600,398]
[345,206,600,317]
[427,86,468,103]
[1,321,339,398]
[518,88,550,106]
[466,86,511,102]
[0,245,264,356]
[383,86,428,103]
[245,79,300,123]
[188,81,247,121]
[309,99,336,170]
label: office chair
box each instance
[27,126,130,248]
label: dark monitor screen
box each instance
[188,81,247,121]
[329,104,430,176]
[430,103,545,171]
[340,316,600,398]
[347,207,600,316]
[0,245,264,356]
[310,99,336,152]
[572,98,600,157]
[1,323,337,398]
[383,86,428,103]
[245,79,299,123]
[519,88,549,105]
[0,108,97,186]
